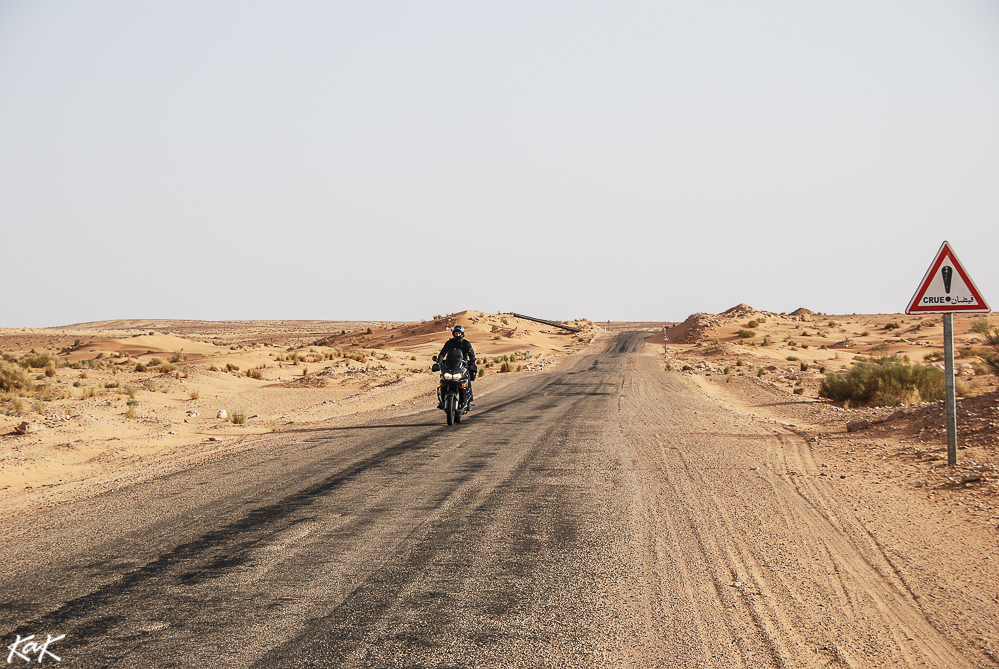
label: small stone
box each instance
[208,436,221,442]
[217,410,227,420]
[14,422,31,435]
[847,419,870,432]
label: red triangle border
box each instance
[906,241,990,314]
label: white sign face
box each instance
[906,241,990,314]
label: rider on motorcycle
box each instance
[438,325,477,407]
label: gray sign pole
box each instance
[943,313,958,465]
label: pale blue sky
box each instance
[2,1,998,326]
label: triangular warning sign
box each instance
[906,241,990,314]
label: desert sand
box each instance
[2,305,997,534]
[0,311,596,516]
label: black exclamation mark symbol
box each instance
[941,266,953,302]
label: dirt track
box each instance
[1,333,996,667]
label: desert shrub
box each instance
[800,361,810,372]
[181,365,191,378]
[20,352,58,369]
[793,387,805,395]
[149,357,163,366]
[969,317,992,335]
[188,388,200,400]
[923,351,944,362]
[208,364,219,372]
[247,368,263,380]
[978,324,999,376]
[225,363,240,372]
[229,409,247,425]
[736,359,744,367]
[104,381,119,389]
[958,347,978,358]
[861,331,870,337]
[885,322,900,330]
[737,329,756,339]
[170,350,186,363]
[134,362,147,373]
[762,336,772,346]
[0,361,34,394]
[158,363,176,374]
[757,368,766,377]
[786,356,799,361]
[81,386,96,399]
[142,380,157,392]
[122,384,137,398]
[746,320,759,329]
[500,361,513,373]
[819,357,947,407]
[125,399,138,419]
[682,365,694,371]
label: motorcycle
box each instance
[432,350,473,425]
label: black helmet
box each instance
[452,325,465,337]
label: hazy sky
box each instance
[2,1,998,326]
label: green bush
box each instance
[969,316,992,335]
[819,356,947,407]
[20,352,57,369]
[737,329,755,339]
[980,325,999,375]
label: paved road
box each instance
[0,333,968,667]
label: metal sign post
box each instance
[943,314,958,465]
[906,241,990,466]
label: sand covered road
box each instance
[0,333,995,667]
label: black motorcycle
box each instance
[432,349,473,425]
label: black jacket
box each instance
[439,337,476,367]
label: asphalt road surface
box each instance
[0,333,969,667]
